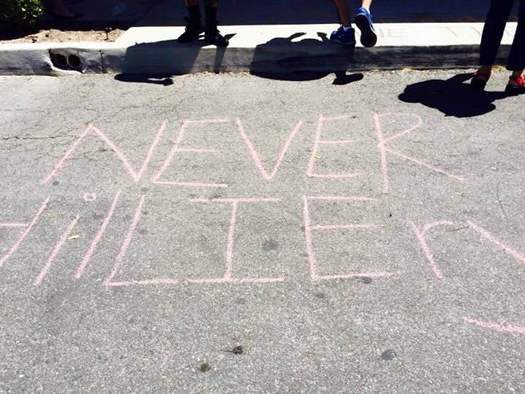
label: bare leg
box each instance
[333,0,351,27]
[361,0,373,10]
[329,0,356,45]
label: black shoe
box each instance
[205,28,229,47]
[177,18,203,43]
[470,71,490,91]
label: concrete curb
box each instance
[0,23,517,76]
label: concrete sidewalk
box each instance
[1,0,520,76]
[0,23,518,76]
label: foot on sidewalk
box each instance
[355,7,377,47]
[177,18,204,43]
[471,70,491,91]
[330,26,356,46]
[205,28,229,47]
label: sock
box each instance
[342,25,352,31]
[187,5,201,25]
[205,5,218,28]
[360,6,370,12]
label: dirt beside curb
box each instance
[0,28,123,44]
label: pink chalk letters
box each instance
[0,198,50,269]
[410,220,525,336]
[464,317,525,336]
[76,190,122,279]
[42,114,464,193]
[409,221,456,280]
[188,198,285,284]
[374,113,464,193]
[104,196,285,287]
[307,115,363,179]
[4,114,523,337]
[43,122,166,185]
[237,118,303,181]
[303,196,392,281]
[35,215,79,286]
[153,119,229,188]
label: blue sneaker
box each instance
[329,26,356,46]
[355,7,377,47]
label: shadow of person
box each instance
[114,73,174,85]
[399,73,509,118]
[117,39,205,76]
[114,33,236,83]
[250,32,362,85]
[212,33,236,73]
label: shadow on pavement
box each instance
[250,32,361,85]
[114,73,174,85]
[398,73,510,118]
[114,33,235,82]
[116,39,202,76]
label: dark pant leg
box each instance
[480,0,515,66]
[508,0,525,70]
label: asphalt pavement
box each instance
[0,70,524,392]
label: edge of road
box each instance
[0,23,517,76]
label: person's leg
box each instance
[355,0,377,47]
[330,0,356,45]
[361,0,372,10]
[177,0,204,43]
[478,0,514,72]
[472,0,514,89]
[334,0,352,27]
[506,0,525,93]
[185,0,201,24]
[204,0,229,47]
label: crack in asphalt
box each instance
[1,135,65,141]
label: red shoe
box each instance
[505,74,525,95]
